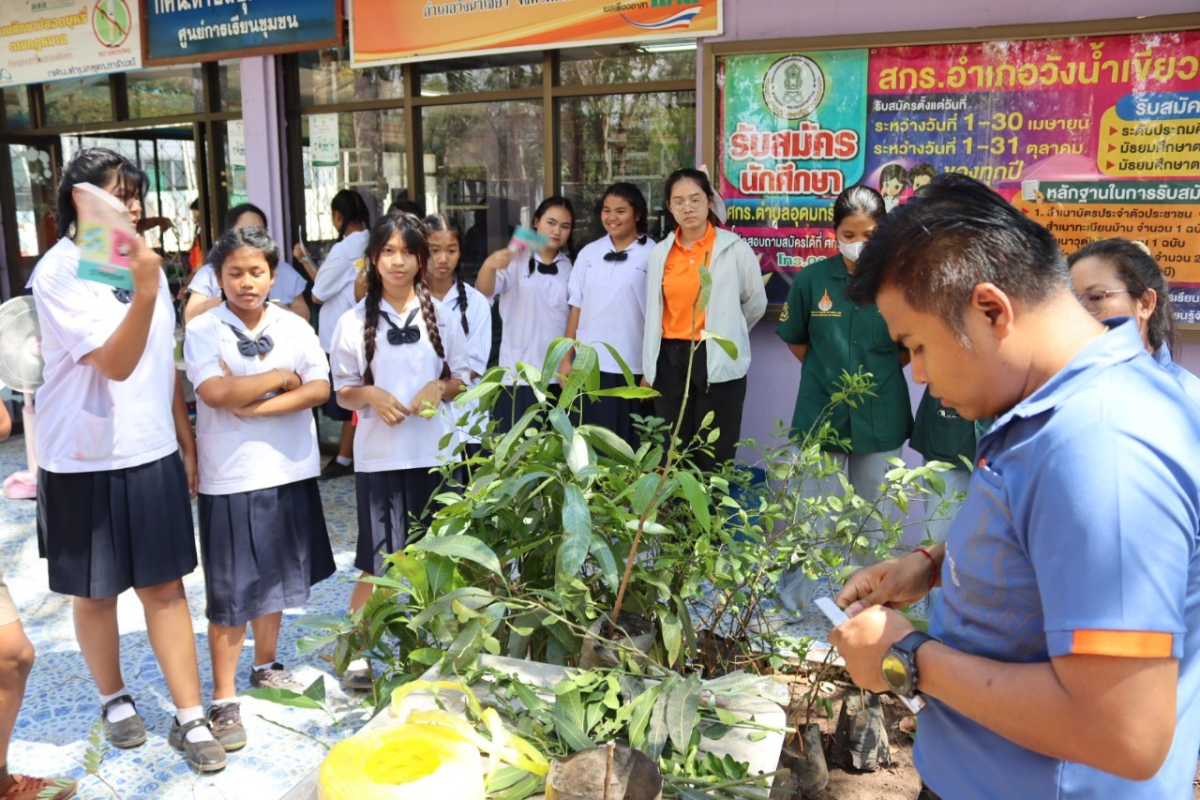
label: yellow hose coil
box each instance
[317,680,548,800]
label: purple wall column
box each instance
[239,57,287,242]
[697,2,1200,463]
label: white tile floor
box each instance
[0,434,369,799]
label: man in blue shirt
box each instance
[828,174,1200,798]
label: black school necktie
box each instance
[227,324,274,358]
[381,308,420,345]
[602,235,647,262]
[112,288,134,304]
[528,257,559,276]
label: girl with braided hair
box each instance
[329,212,470,689]
[423,214,492,455]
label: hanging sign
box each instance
[309,113,340,168]
[141,0,342,66]
[0,0,143,88]
[718,30,1200,326]
[349,0,722,66]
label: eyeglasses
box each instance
[669,197,708,212]
[1076,289,1129,314]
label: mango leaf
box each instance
[560,343,598,408]
[631,473,661,515]
[624,518,669,535]
[645,682,670,760]
[244,687,322,710]
[541,337,577,384]
[406,647,444,666]
[666,673,703,753]
[576,424,637,466]
[410,535,503,577]
[627,683,665,751]
[675,470,711,531]
[589,534,620,591]
[701,722,731,740]
[566,432,590,475]
[455,369,505,405]
[547,408,574,442]
[700,329,738,361]
[699,257,713,309]
[656,607,683,667]
[599,342,636,386]
[588,386,659,399]
[495,405,541,463]
[552,689,595,752]
[557,484,591,579]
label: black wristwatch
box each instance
[881,631,938,699]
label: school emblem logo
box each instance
[817,289,833,312]
[779,303,790,322]
[763,55,825,120]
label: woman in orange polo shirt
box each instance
[642,168,767,470]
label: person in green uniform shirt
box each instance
[775,185,913,613]
[910,386,976,545]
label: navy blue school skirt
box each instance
[354,468,443,575]
[199,478,335,627]
[323,354,353,422]
[37,454,198,599]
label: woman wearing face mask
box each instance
[773,185,912,613]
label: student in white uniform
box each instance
[31,148,225,773]
[330,212,470,689]
[183,203,310,324]
[423,213,492,457]
[560,183,654,448]
[295,190,371,480]
[184,226,335,752]
[475,196,574,432]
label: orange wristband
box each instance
[914,547,938,591]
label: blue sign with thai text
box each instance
[144,0,340,65]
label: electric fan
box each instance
[0,297,44,499]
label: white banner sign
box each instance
[0,0,143,88]
[309,113,340,168]
[228,120,246,170]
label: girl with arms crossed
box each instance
[184,226,335,751]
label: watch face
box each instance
[882,652,910,694]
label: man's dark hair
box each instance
[847,173,1069,337]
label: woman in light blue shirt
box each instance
[1068,238,1200,406]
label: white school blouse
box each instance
[567,235,654,375]
[184,303,328,495]
[312,230,369,353]
[489,251,572,384]
[189,261,308,306]
[435,284,492,445]
[32,237,179,474]
[330,297,471,473]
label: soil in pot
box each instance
[828,692,890,771]
[544,744,663,800]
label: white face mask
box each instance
[839,240,865,264]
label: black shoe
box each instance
[168,717,228,772]
[100,695,146,749]
[319,459,353,481]
[248,663,303,692]
[208,702,247,752]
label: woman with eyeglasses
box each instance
[1068,238,1200,404]
[559,183,655,448]
[642,168,767,470]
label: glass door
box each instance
[1,136,61,297]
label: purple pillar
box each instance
[239,57,287,243]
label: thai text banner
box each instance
[349,0,721,66]
[718,30,1200,325]
[144,0,340,64]
[0,0,142,87]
